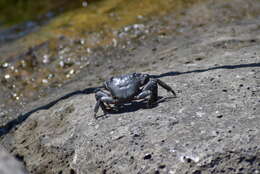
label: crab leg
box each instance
[94,89,121,118]
[94,90,113,117]
[94,99,102,114]
[135,90,152,99]
[156,79,176,97]
[135,79,158,106]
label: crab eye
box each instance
[143,74,149,79]
[140,74,149,84]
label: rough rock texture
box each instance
[0,146,28,174]
[1,0,260,173]
[1,16,259,174]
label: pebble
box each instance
[43,55,50,64]
[69,69,75,75]
[59,61,65,67]
[48,74,54,79]
[86,48,92,53]
[42,79,48,84]
[2,62,9,68]
[4,74,10,79]
[82,1,88,7]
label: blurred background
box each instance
[0,0,82,26]
[0,0,198,108]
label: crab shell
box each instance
[104,73,149,101]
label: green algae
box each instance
[0,0,82,26]
[8,0,204,52]
[41,0,200,36]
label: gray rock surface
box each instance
[0,146,28,174]
[2,17,260,174]
[1,0,260,174]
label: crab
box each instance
[94,73,176,118]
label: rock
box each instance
[0,0,260,173]
[0,146,28,174]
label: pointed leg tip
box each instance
[171,91,177,97]
[94,113,98,119]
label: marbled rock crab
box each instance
[94,73,176,118]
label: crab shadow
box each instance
[149,62,260,78]
[0,87,100,137]
[0,62,259,137]
[96,96,170,119]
